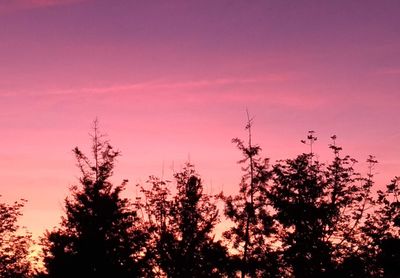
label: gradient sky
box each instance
[1,0,400,239]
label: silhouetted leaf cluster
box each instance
[141,164,229,277]
[0,198,32,278]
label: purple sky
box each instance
[1,0,400,238]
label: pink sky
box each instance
[1,0,400,239]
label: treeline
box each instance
[1,121,400,278]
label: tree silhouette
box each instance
[223,117,280,277]
[142,164,228,277]
[377,177,400,278]
[360,175,400,277]
[41,122,149,277]
[27,120,400,277]
[0,197,32,278]
[268,135,374,277]
[139,175,171,277]
[270,153,335,277]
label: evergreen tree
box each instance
[142,164,228,277]
[41,122,149,277]
[0,197,32,278]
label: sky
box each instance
[1,0,400,239]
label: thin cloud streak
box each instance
[2,73,397,113]
[0,74,327,110]
[373,68,400,76]
[47,74,294,96]
[0,0,85,13]
[0,73,294,97]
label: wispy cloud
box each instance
[0,74,327,110]
[52,74,291,95]
[0,0,85,13]
[0,74,292,97]
[374,67,400,76]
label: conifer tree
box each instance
[41,122,149,277]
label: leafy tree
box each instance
[361,175,400,277]
[377,177,400,278]
[142,164,228,277]
[41,122,149,277]
[139,175,172,277]
[268,134,374,277]
[222,117,280,278]
[0,197,32,278]
[270,153,332,277]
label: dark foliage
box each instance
[40,122,149,277]
[222,117,280,278]
[360,176,400,277]
[4,121,400,277]
[141,164,229,277]
[0,197,32,278]
[268,135,375,277]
